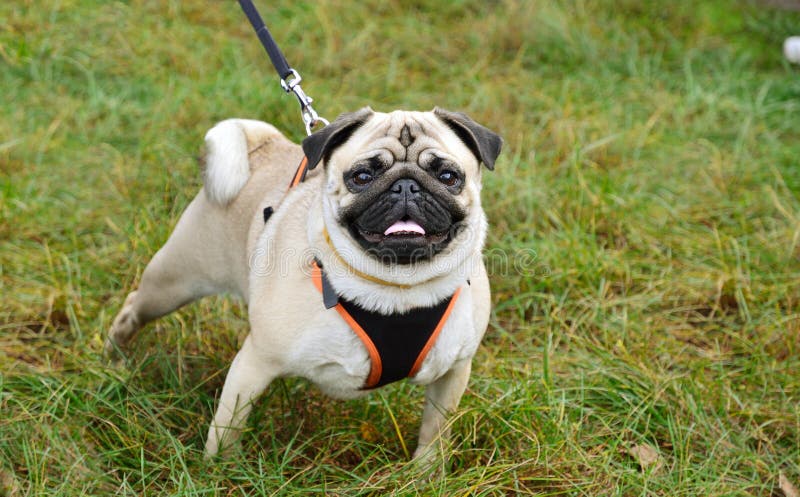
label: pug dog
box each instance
[105,108,502,460]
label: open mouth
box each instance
[384,219,426,236]
[356,219,449,245]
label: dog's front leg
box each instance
[413,359,472,461]
[205,337,277,458]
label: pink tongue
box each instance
[384,220,426,236]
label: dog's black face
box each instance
[339,152,468,264]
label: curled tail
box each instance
[203,119,282,206]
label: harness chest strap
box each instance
[311,260,462,389]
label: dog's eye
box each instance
[353,171,374,186]
[438,170,460,187]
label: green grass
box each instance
[2,0,799,495]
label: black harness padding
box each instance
[343,295,453,389]
[316,263,456,389]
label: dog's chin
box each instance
[347,224,454,265]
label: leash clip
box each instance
[280,68,329,135]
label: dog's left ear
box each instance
[302,107,374,170]
[434,108,503,170]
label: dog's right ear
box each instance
[302,107,374,170]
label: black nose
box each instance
[390,178,421,195]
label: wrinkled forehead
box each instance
[341,111,473,165]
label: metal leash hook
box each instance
[237,0,328,136]
[280,69,329,136]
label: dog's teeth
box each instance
[384,220,426,236]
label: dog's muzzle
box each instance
[347,177,464,264]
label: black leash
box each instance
[237,0,328,135]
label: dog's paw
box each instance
[408,444,449,480]
[204,428,243,461]
[104,291,140,359]
[400,451,448,489]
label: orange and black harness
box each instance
[261,157,463,389]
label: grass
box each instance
[1,0,799,494]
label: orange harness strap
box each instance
[311,260,461,389]
[288,156,309,189]
[311,262,383,387]
[408,288,461,378]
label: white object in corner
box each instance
[784,36,800,64]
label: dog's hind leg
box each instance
[105,254,213,356]
[105,195,242,357]
[105,119,288,357]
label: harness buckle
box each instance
[280,69,329,135]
